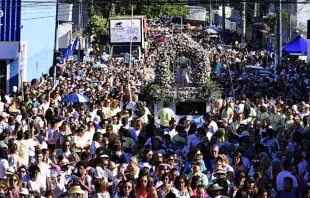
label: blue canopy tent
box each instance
[282,35,308,56]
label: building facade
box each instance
[0,0,56,94]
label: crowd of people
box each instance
[0,23,309,198]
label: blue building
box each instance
[0,0,56,94]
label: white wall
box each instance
[58,3,73,22]
[58,22,72,49]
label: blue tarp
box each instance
[282,35,308,56]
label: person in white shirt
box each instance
[163,119,178,139]
[299,104,310,118]
[34,150,50,191]
[90,132,103,157]
[27,164,45,194]
[276,160,298,191]
[197,113,218,134]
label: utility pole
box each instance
[181,16,183,33]
[53,0,59,86]
[253,2,258,46]
[129,5,133,69]
[209,4,212,25]
[277,0,282,65]
[241,2,246,49]
[288,12,291,41]
[77,0,82,67]
[222,3,225,31]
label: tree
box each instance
[113,0,189,18]
[86,0,108,36]
[265,9,289,32]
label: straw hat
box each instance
[214,168,226,175]
[5,167,15,175]
[60,158,70,167]
[69,185,84,195]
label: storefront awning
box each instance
[0,41,19,60]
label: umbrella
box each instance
[204,26,222,32]
[204,28,218,34]
[61,93,90,103]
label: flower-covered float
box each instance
[145,33,221,107]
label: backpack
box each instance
[134,101,146,117]
[276,190,299,198]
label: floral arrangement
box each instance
[155,34,211,86]
[144,33,221,105]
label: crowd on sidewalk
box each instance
[0,24,310,198]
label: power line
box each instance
[3,0,310,8]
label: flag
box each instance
[84,37,90,56]
[64,44,72,61]
[71,37,79,56]
[266,38,273,66]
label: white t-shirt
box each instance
[126,102,137,120]
[0,102,4,112]
[0,158,9,179]
[27,178,45,192]
[37,162,50,189]
[90,141,101,156]
[25,139,36,157]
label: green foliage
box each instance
[135,5,189,18]
[112,0,189,18]
[265,9,289,32]
[85,0,108,36]
[86,15,108,36]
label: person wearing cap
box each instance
[59,158,72,185]
[173,135,189,160]
[207,183,224,198]
[69,185,84,196]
